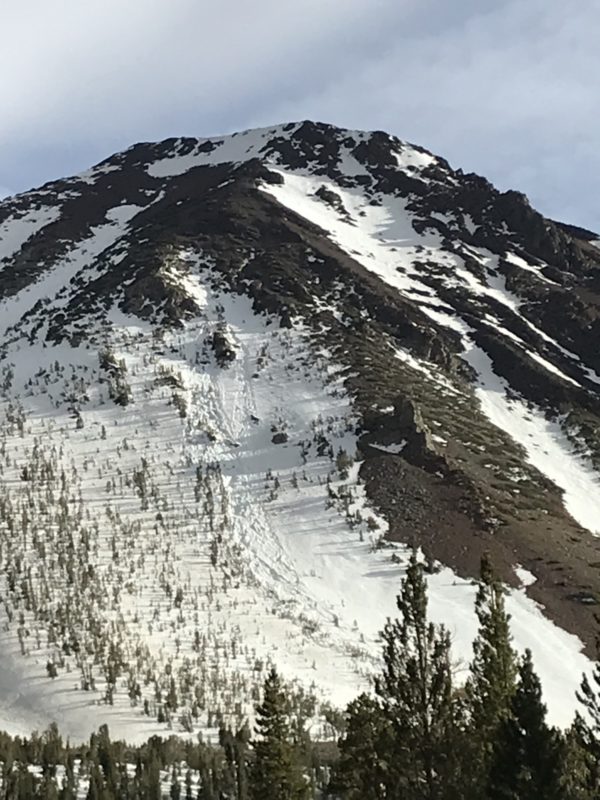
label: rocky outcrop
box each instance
[211,327,236,367]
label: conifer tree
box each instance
[249,668,309,800]
[464,554,518,795]
[560,717,594,800]
[220,723,251,800]
[38,772,60,800]
[185,769,194,800]
[333,693,389,799]
[568,625,600,797]
[85,762,105,800]
[96,724,119,796]
[235,723,251,800]
[14,760,38,800]
[142,750,163,800]
[59,752,77,800]
[577,648,600,739]
[487,649,564,800]
[170,765,182,800]
[374,551,462,800]
[198,766,217,800]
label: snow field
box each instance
[0,204,144,340]
[1,125,599,741]
[0,205,62,264]
[0,251,591,741]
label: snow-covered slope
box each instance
[0,120,599,739]
[259,169,600,534]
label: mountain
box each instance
[0,120,599,740]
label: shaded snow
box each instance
[370,441,407,454]
[462,339,600,535]
[504,251,559,286]
[0,205,61,263]
[0,204,143,338]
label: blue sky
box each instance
[1,0,598,229]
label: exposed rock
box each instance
[211,328,236,367]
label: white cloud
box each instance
[0,0,598,228]
[258,0,600,227]
[0,0,403,143]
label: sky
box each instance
[1,0,598,229]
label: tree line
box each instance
[1,553,600,798]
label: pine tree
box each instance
[560,717,595,800]
[249,668,309,800]
[85,762,104,800]
[185,769,194,800]
[374,551,463,800]
[198,766,217,800]
[96,724,119,796]
[464,554,518,795]
[170,765,182,800]
[333,693,389,799]
[59,752,77,800]
[487,649,564,799]
[142,750,163,800]
[10,760,39,800]
[38,772,60,800]
[235,723,251,800]
[220,724,251,800]
[569,624,600,797]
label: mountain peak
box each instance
[0,121,599,739]
[97,119,440,189]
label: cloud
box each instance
[259,0,600,227]
[0,0,598,228]
[0,0,402,141]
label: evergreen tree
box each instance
[333,693,389,799]
[38,772,60,800]
[142,750,162,800]
[41,723,62,778]
[249,668,309,800]
[464,554,518,795]
[170,765,182,799]
[374,551,463,800]
[59,752,77,800]
[566,625,600,798]
[13,761,38,800]
[220,723,251,800]
[488,649,564,800]
[85,761,105,800]
[197,756,218,800]
[561,717,595,800]
[96,724,119,796]
[235,723,251,800]
[185,769,194,800]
